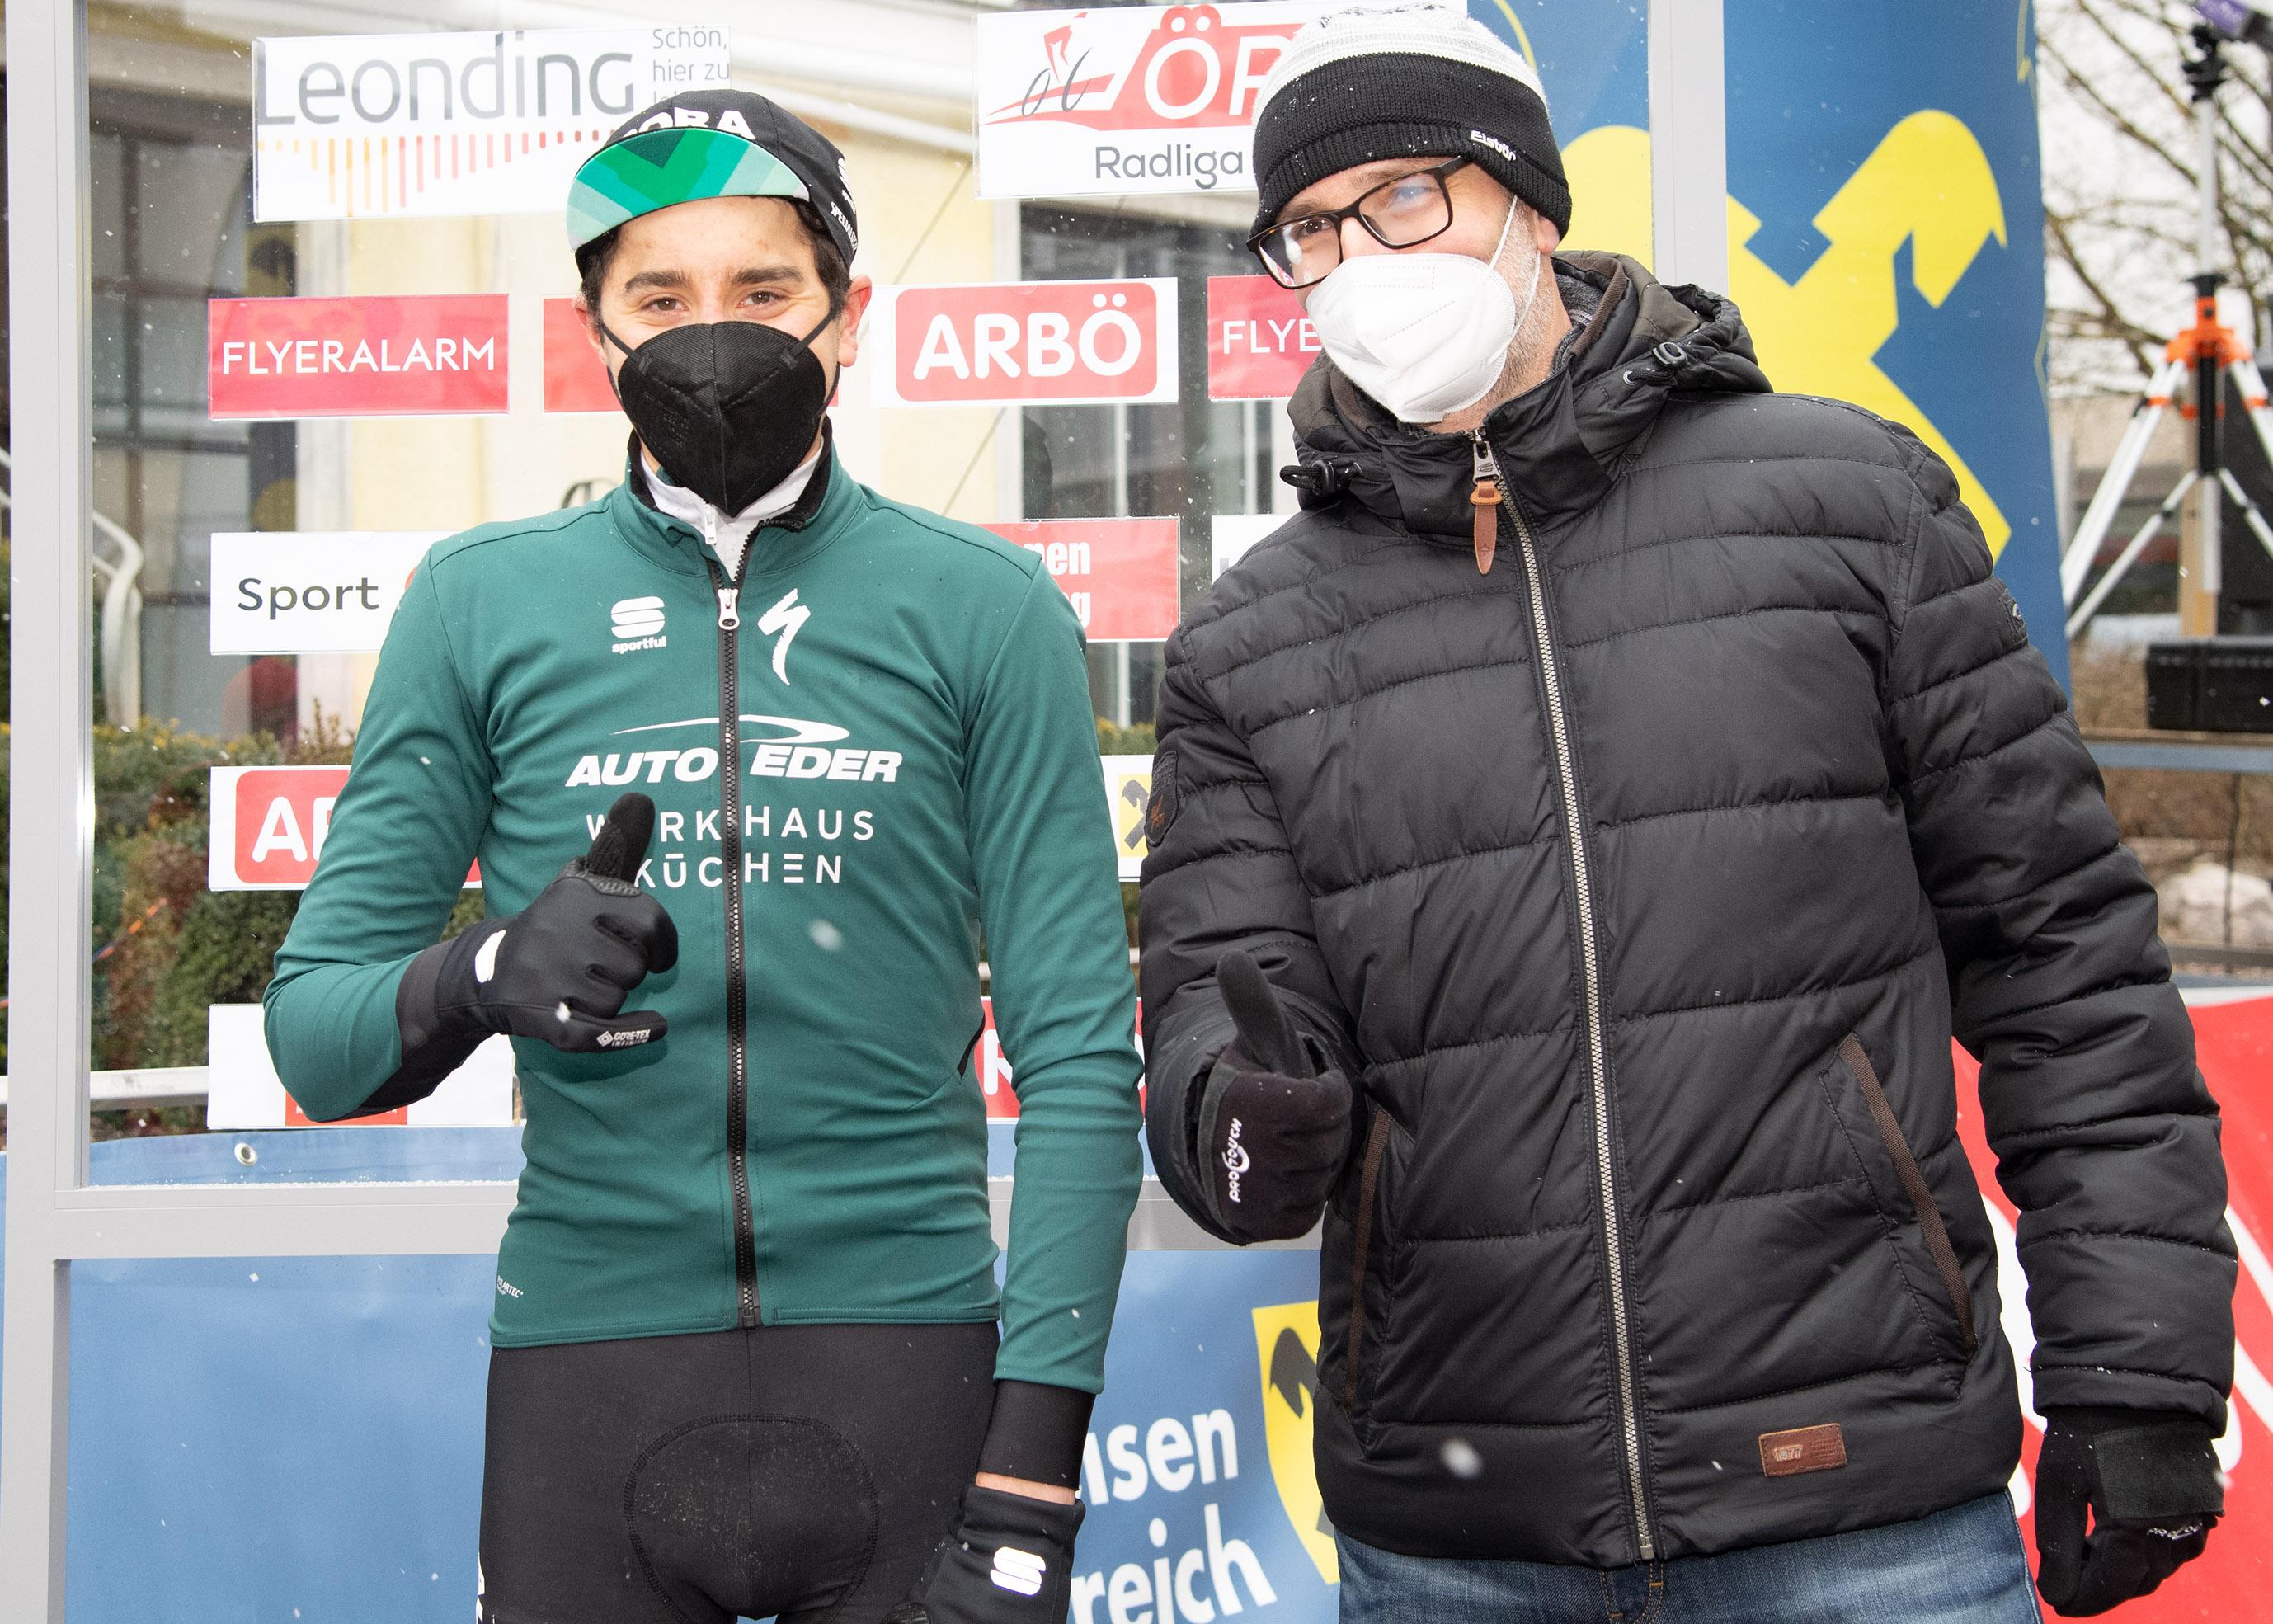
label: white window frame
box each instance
[0,4,1727,1617]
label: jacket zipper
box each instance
[703,506,760,1329]
[1475,429,1656,1560]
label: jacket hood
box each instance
[1287,252,1771,539]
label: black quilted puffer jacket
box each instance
[1138,253,2234,1568]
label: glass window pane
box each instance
[93,129,129,281]
[134,140,252,291]
[93,287,131,434]
[137,293,214,435]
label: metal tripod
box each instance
[2063,23,2273,639]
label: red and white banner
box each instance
[209,765,480,892]
[982,518,1180,641]
[205,1003,515,1128]
[251,27,732,222]
[209,294,510,418]
[969,995,1146,1123]
[866,279,1179,407]
[975,2,1358,199]
[1208,275,1317,399]
[1956,990,2273,1618]
[543,296,619,414]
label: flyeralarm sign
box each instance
[865,279,1179,407]
[209,295,509,417]
[209,532,444,655]
[974,2,1364,199]
[1207,275,1317,399]
[982,519,1181,641]
[251,27,732,221]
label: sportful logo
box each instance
[611,595,666,654]
[990,1546,1048,1597]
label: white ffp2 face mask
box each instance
[1304,200,1542,425]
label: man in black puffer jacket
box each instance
[1140,9,2233,1622]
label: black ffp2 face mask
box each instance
[598,307,836,515]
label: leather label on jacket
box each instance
[1758,1424,1847,1477]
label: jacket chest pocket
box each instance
[1817,1033,1980,1363]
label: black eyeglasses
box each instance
[1247,157,1474,289]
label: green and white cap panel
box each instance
[567,126,812,252]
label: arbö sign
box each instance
[866,279,1179,407]
[974,2,1343,199]
[250,26,732,220]
[209,766,479,892]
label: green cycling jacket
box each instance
[265,446,1144,1391]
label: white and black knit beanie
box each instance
[1250,3,1569,240]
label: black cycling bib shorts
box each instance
[478,1321,996,1624]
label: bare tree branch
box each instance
[2039,0,2271,390]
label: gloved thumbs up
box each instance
[433,792,679,1053]
[1195,951,1353,1242]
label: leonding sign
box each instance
[251,26,732,220]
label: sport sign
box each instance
[1207,275,1317,399]
[866,279,1179,407]
[981,519,1181,641]
[208,295,509,418]
[974,2,1362,199]
[209,532,445,655]
[251,26,733,221]
[209,765,479,892]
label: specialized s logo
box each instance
[757,588,810,684]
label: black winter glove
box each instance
[2035,1406,2223,1616]
[424,792,677,1054]
[1191,949,1353,1243]
[885,1485,1084,1624]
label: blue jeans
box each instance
[1337,1493,2040,1624]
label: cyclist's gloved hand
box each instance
[427,792,677,1054]
[1193,949,1353,1242]
[2035,1406,2223,1616]
[886,1485,1083,1624]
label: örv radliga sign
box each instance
[251,26,732,221]
[974,2,1375,200]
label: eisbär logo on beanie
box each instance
[1249,3,1569,240]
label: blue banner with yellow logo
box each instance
[1489,0,2069,687]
